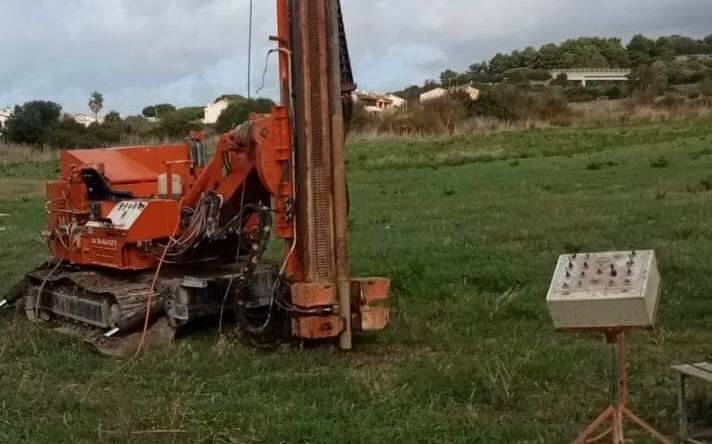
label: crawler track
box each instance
[25,265,163,334]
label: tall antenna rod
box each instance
[247,0,254,102]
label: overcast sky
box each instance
[0,0,710,115]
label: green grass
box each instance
[3,118,712,443]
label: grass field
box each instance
[2,118,712,443]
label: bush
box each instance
[45,118,96,149]
[43,117,126,149]
[470,85,569,121]
[469,87,519,120]
[349,102,377,132]
[702,78,712,97]
[503,68,553,84]
[564,86,600,102]
[603,85,626,100]
[377,95,468,135]
[551,73,569,87]
[527,69,553,82]
[153,112,202,138]
[655,94,686,109]
[123,116,158,136]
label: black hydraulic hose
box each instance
[1,278,26,309]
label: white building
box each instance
[548,68,631,87]
[385,94,406,109]
[203,99,231,125]
[419,85,480,103]
[0,107,13,129]
[419,87,448,102]
[71,112,105,127]
[352,91,406,115]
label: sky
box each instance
[0,0,710,115]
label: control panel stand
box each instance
[574,329,671,444]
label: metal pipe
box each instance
[326,0,351,350]
[276,0,291,108]
[104,327,120,338]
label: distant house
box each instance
[385,94,407,109]
[548,68,630,87]
[419,87,447,102]
[419,85,480,103]
[71,112,104,127]
[203,98,232,125]
[352,91,406,115]
[0,107,13,129]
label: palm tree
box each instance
[88,91,104,124]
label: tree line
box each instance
[437,33,712,86]
[387,33,712,106]
[1,93,274,149]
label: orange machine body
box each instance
[46,111,292,272]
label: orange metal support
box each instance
[574,330,671,444]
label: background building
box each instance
[352,91,406,115]
[0,107,13,129]
[70,112,105,127]
[420,85,480,103]
[203,98,231,124]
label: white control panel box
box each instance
[546,250,661,330]
[87,200,148,231]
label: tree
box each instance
[3,101,62,145]
[665,35,706,55]
[519,46,539,68]
[536,43,562,69]
[104,111,122,123]
[468,62,488,77]
[175,106,205,122]
[439,69,459,87]
[215,98,274,133]
[598,38,630,67]
[653,37,676,61]
[503,69,529,84]
[488,53,517,74]
[705,34,712,45]
[627,34,655,66]
[88,91,104,122]
[214,94,246,104]
[551,73,569,86]
[142,104,176,119]
[629,62,669,96]
[156,112,202,138]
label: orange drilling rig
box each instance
[7,0,389,352]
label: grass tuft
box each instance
[650,156,670,168]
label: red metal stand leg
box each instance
[572,330,671,444]
[574,406,615,444]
